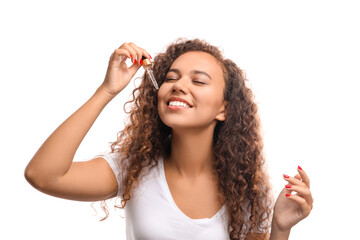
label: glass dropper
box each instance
[141,56,159,90]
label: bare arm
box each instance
[24,42,151,202]
[24,86,118,201]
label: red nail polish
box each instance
[140,59,143,64]
[298,165,303,170]
[149,54,152,59]
[283,174,290,178]
[130,54,133,59]
[285,185,292,188]
[285,194,291,197]
[133,59,137,64]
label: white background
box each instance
[1,0,359,239]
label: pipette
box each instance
[141,56,159,90]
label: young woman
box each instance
[25,39,313,240]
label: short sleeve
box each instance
[101,152,124,197]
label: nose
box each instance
[172,77,189,94]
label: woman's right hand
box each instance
[100,42,151,97]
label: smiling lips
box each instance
[168,101,191,108]
[167,97,193,108]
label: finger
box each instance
[297,166,310,189]
[285,185,313,209]
[120,43,138,64]
[112,48,131,66]
[285,194,312,218]
[283,174,307,188]
[128,60,142,75]
[144,50,152,60]
[284,187,293,196]
[129,42,144,65]
[137,46,152,60]
[129,43,153,65]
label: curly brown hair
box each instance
[93,38,274,240]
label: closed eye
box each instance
[193,81,205,84]
[165,78,205,85]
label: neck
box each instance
[165,126,216,180]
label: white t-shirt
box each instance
[102,152,230,240]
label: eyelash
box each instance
[165,78,205,85]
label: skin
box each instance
[157,51,227,181]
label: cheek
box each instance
[157,86,167,103]
[199,88,223,105]
[157,88,169,113]
[196,97,221,115]
[197,91,224,113]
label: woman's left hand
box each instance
[272,166,314,232]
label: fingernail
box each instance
[133,59,137,64]
[298,165,303,170]
[285,185,292,188]
[140,59,143,64]
[285,194,291,197]
[149,54,152,59]
[283,174,290,178]
[130,54,133,59]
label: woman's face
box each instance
[157,51,226,130]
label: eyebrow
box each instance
[167,68,212,80]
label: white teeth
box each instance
[168,101,190,108]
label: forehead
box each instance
[169,51,224,79]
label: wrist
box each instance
[270,222,291,240]
[97,85,118,100]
